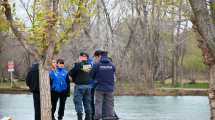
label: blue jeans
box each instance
[73,85,92,114]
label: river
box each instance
[0,95,210,120]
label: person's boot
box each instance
[91,113,94,120]
[85,113,92,120]
[114,113,119,120]
[52,116,56,120]
[58,116,63,120]
[77,113,83,120]
[58,117,62,120]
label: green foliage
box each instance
[29,10,48,55]
[183,31,207,71]
[183,54,207,71]
[0,0,96,55]
[0,17,9,32]
[53,0,96,54]
[0,7,9,31]
[22,0,97,55]
[210,3,215,11]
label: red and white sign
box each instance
[8,61,14,72]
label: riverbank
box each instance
[0,81,208,96]
[115,88,208,96]
[114,80,208,96]
[0,87,208,96]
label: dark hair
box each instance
[94,50,102,57]
[101,51,108,56]
[57,59,64,64]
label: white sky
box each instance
[11,0,32,27]
[11,0,192,32]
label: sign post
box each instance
[8,61,14,87]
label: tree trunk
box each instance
[209,65,215,120]
[189,0,215,56]
[176,0,183,86]
[189,0,215,120]
[171,0,177,86]
[39,63,52,120]
[172,52,177,86]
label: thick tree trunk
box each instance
[209,89,215,120]
[189,0,215,120]
[209,65,215,120]
[39,64,52,120]
[189,0,215,55]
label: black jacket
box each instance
[26,63,39,93]
[69,62,92,85]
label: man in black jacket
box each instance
[69,52,92,120]
[26,63,40,120]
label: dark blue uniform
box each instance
[91,54,116,120]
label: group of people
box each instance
[26,50,119,120]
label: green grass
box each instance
[0,81,27,88]
[0,80,209,90]
[177,83,208,89]
[160,83,209,89]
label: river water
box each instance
[0,94,210,120]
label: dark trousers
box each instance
[51,91,67,120]
[91,88,119,120]
[94,91,114,120]
[33,92,41,120]
[91,87,96,119]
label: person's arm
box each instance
[25,70,32,88]
[113,64,116,73]
[66,74,71,97]
[113,64,117,82]
[68,63,79,82]
[49,71,54,90]
[91,63,98,80]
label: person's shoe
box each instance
[114,114,119,120]
[58,116,63,120]
[85,113,92,120]
[91,112,95,120]
[91,116,94,120]
[77,113,83,120]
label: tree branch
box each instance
[41,0,59,65]
[18,0,33,24]
[189,0,215,57]
[101,0,114,34]
[1,0,40,59]
[57,0,83,45]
